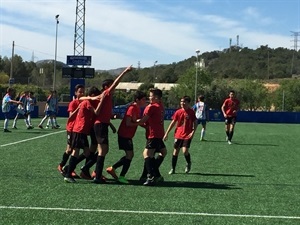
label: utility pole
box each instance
[290,31,300,75]
[9,41,15,86]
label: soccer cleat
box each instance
[228,140,232,145]
[91,171,107,180]
[168,169,175,175]
[106,166,118,179]
[38,125,43,129]
[4,129,12,132]
[52,126,58,129]
[143,176,155,186]
[185,163,191,173]
[64,177,76,183]
[92,177,106,184]
[200,138,207,141]
[118,176,129,184]
[27,126,33,130]
[80,168,92,180]
[45,125,49,129]
[154,176,164,183]
[12,126,17,129]
[56,125,61,128]
[139,176,147,182]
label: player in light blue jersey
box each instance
[45,90,60,128]
[2,88,23,132]
[192,95,209,141]
[12,91,32,129]
[26,91,37,127]
[38,90,58,129]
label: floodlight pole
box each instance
[195,49,200,103]
[53,14,59,91]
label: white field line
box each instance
[0,206,299,220]
[0,130,65,147]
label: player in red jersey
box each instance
[92,65,133,184]
[106,90,147,184]
[163,96,197,174]
[64,86,103,183]
[136,88,167,186]
[221,90,240,144]
[57,84,85,175]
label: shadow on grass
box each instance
[232,142,279,147]
[97,179,241,190]
[191,172,255,177]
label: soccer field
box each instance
[1,119,300,225]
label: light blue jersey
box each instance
[193,101,208,120]
[2,94,12,113]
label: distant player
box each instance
[12,91,32,129]
[164,96,197,174]
[192,95,209,141]
[38,90,58,129]
[26,91,37,127]
[221,90,240,144]
[2,87,23,132]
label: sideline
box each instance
[0,206,299,220]
[0,130,65,147]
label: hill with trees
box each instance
[1,45,300,111]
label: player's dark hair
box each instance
[229,90,235,94]
[102,79,114,90]
[198,95,205,101]
[149,88,162,99]
[75,84,85,91]
[182,96,191,103]
[88,86,101,96]
[133,90,147,102]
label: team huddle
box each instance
[56,65,240,186]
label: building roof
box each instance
[115,82,178,91]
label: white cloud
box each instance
[0,0,294,70]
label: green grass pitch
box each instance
[1,118,300,225]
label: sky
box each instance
[1,0,300,70]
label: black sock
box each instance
[95,156,105,180]
[112,156,126,169]
[120,158,132,177]
[154,155,164,177]
[140,162,148,178]
[77,153,86,165]
[60,152,70,167]
[172,155,178,170]
[184,153,191,164]
[228,131,234,141]
[145,157,154,177]
[67,156,77,178]
[226,131,229,137]
[83,153,97,170]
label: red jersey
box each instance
[118,103,141,138]
[143,102,165,139]
[94,89,113,124]
[66,99,80,132]
[223,98,240,117]
[72,100,95,134]
[172,108,196,140]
